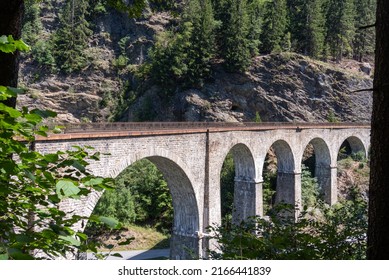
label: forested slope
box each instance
[17,0,375,123]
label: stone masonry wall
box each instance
[34,127,370,259]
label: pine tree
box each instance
[22,1,42,45]
[353,0,375,61]
[148,0,217,92]
[219,0,252,72]
[184,0,217,87]
[306,0,325,58]
[288,0,325,58]
[287,0,305,52]
[260,0,288,54]
[246,0,265,56]
[53,0,92,73]
[148,25,192,94]
[324,0,355,61]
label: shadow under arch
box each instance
[146,156,200,260]
[221,143,258,223]
[264,140,297,208]
[338,136,368,160]
[336,135,369,202]
[85,153,200,260]
[302,137,333,204]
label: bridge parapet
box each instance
[60,122,369,132]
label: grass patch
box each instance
[94,224,170,251]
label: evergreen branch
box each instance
[358,23,376,30]
[349,88,375,93]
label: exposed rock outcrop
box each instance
[125,53,372,123]
[18,3,172,123]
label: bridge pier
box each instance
[232,178,263,223]
[315,165,338,205]
[275,171,302,217]
[170,232,200,260]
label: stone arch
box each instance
[84,150,200,260]
[147,156,200,260]
[220,143,259,222]
[229,143,256,181]
[308,138,332,169]
[301,137,334,204]
[335,135,368,203]
[270,139,295,174]
[338,135,368,159]
[264,140,299,210]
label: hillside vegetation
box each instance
[18,0,374,123]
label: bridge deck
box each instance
[37,122,371,141]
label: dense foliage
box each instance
[146,0,217,93]
[21,0,376,96]
[52,0,93,73]
[141,0,375,95]
[92,159,173,233]
[0,37,119,259]
[220,153,235,219]
[209,193,367,259]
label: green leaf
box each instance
[35,130,48,137]
[72,160,86,172]
[24,170,36,182]
[0,253,8,260]
[0,85,7,94]
[7,87,24,95]
[13,39,30,52]
[31,109,57,118]
[8,249,34,260]
[0,36,30,53]
[52,127,63,134]
[0,103,22,118]
[0,44,15,53]
[44,153,59,163]
[24,113,42,123]
[56,180,80,198]
[84,177,104,186]
[15,234,34,243]
[76,232,88,241]
[59,235,81,246]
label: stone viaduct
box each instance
[33,122,370,260]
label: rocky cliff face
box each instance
[18,2,172,123]
[126,53,372,123]
[17,3,372,124]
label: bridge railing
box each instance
[56,122,370,134]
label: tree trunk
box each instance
[0,0,25,108]
[367,0,389,259]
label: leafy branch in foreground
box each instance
[0,37,121,259]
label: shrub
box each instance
[351,151,366,162]
[301,165,321,208]
[208,194,367,260]
[32,40,56,71]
